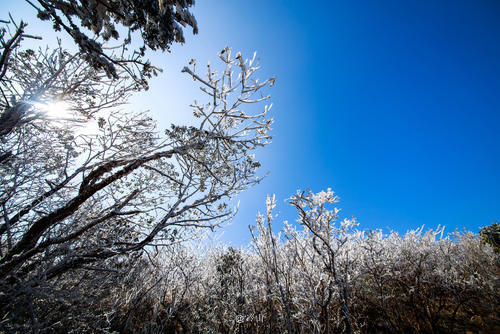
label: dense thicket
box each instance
[17,191,497,333]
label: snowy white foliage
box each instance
[105,190,499,333]
[0,16,274,331]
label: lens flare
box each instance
[34,101,73,120]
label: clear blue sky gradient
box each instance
[3,1,500,245]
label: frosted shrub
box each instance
[116,190,497,333]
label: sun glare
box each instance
[35,101,73,120]
[32,100,97,134]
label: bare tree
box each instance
[288,189,357,334]
[250,195,297,333]
[0,35,274,330]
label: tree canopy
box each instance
[27,0,198,84]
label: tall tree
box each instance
[0,7,273,330]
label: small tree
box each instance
[480,222,500,253]
[250,195,296,333]
[288,189,357,334]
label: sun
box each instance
[34,100,74,120]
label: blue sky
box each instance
[4,1,500,245]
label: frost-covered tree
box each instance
[1,0,197,136]
[26,0,198,83]
[250,195,297,333]
[0,14,273,330]
[288,189,358,333]
[480,222,500,253]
